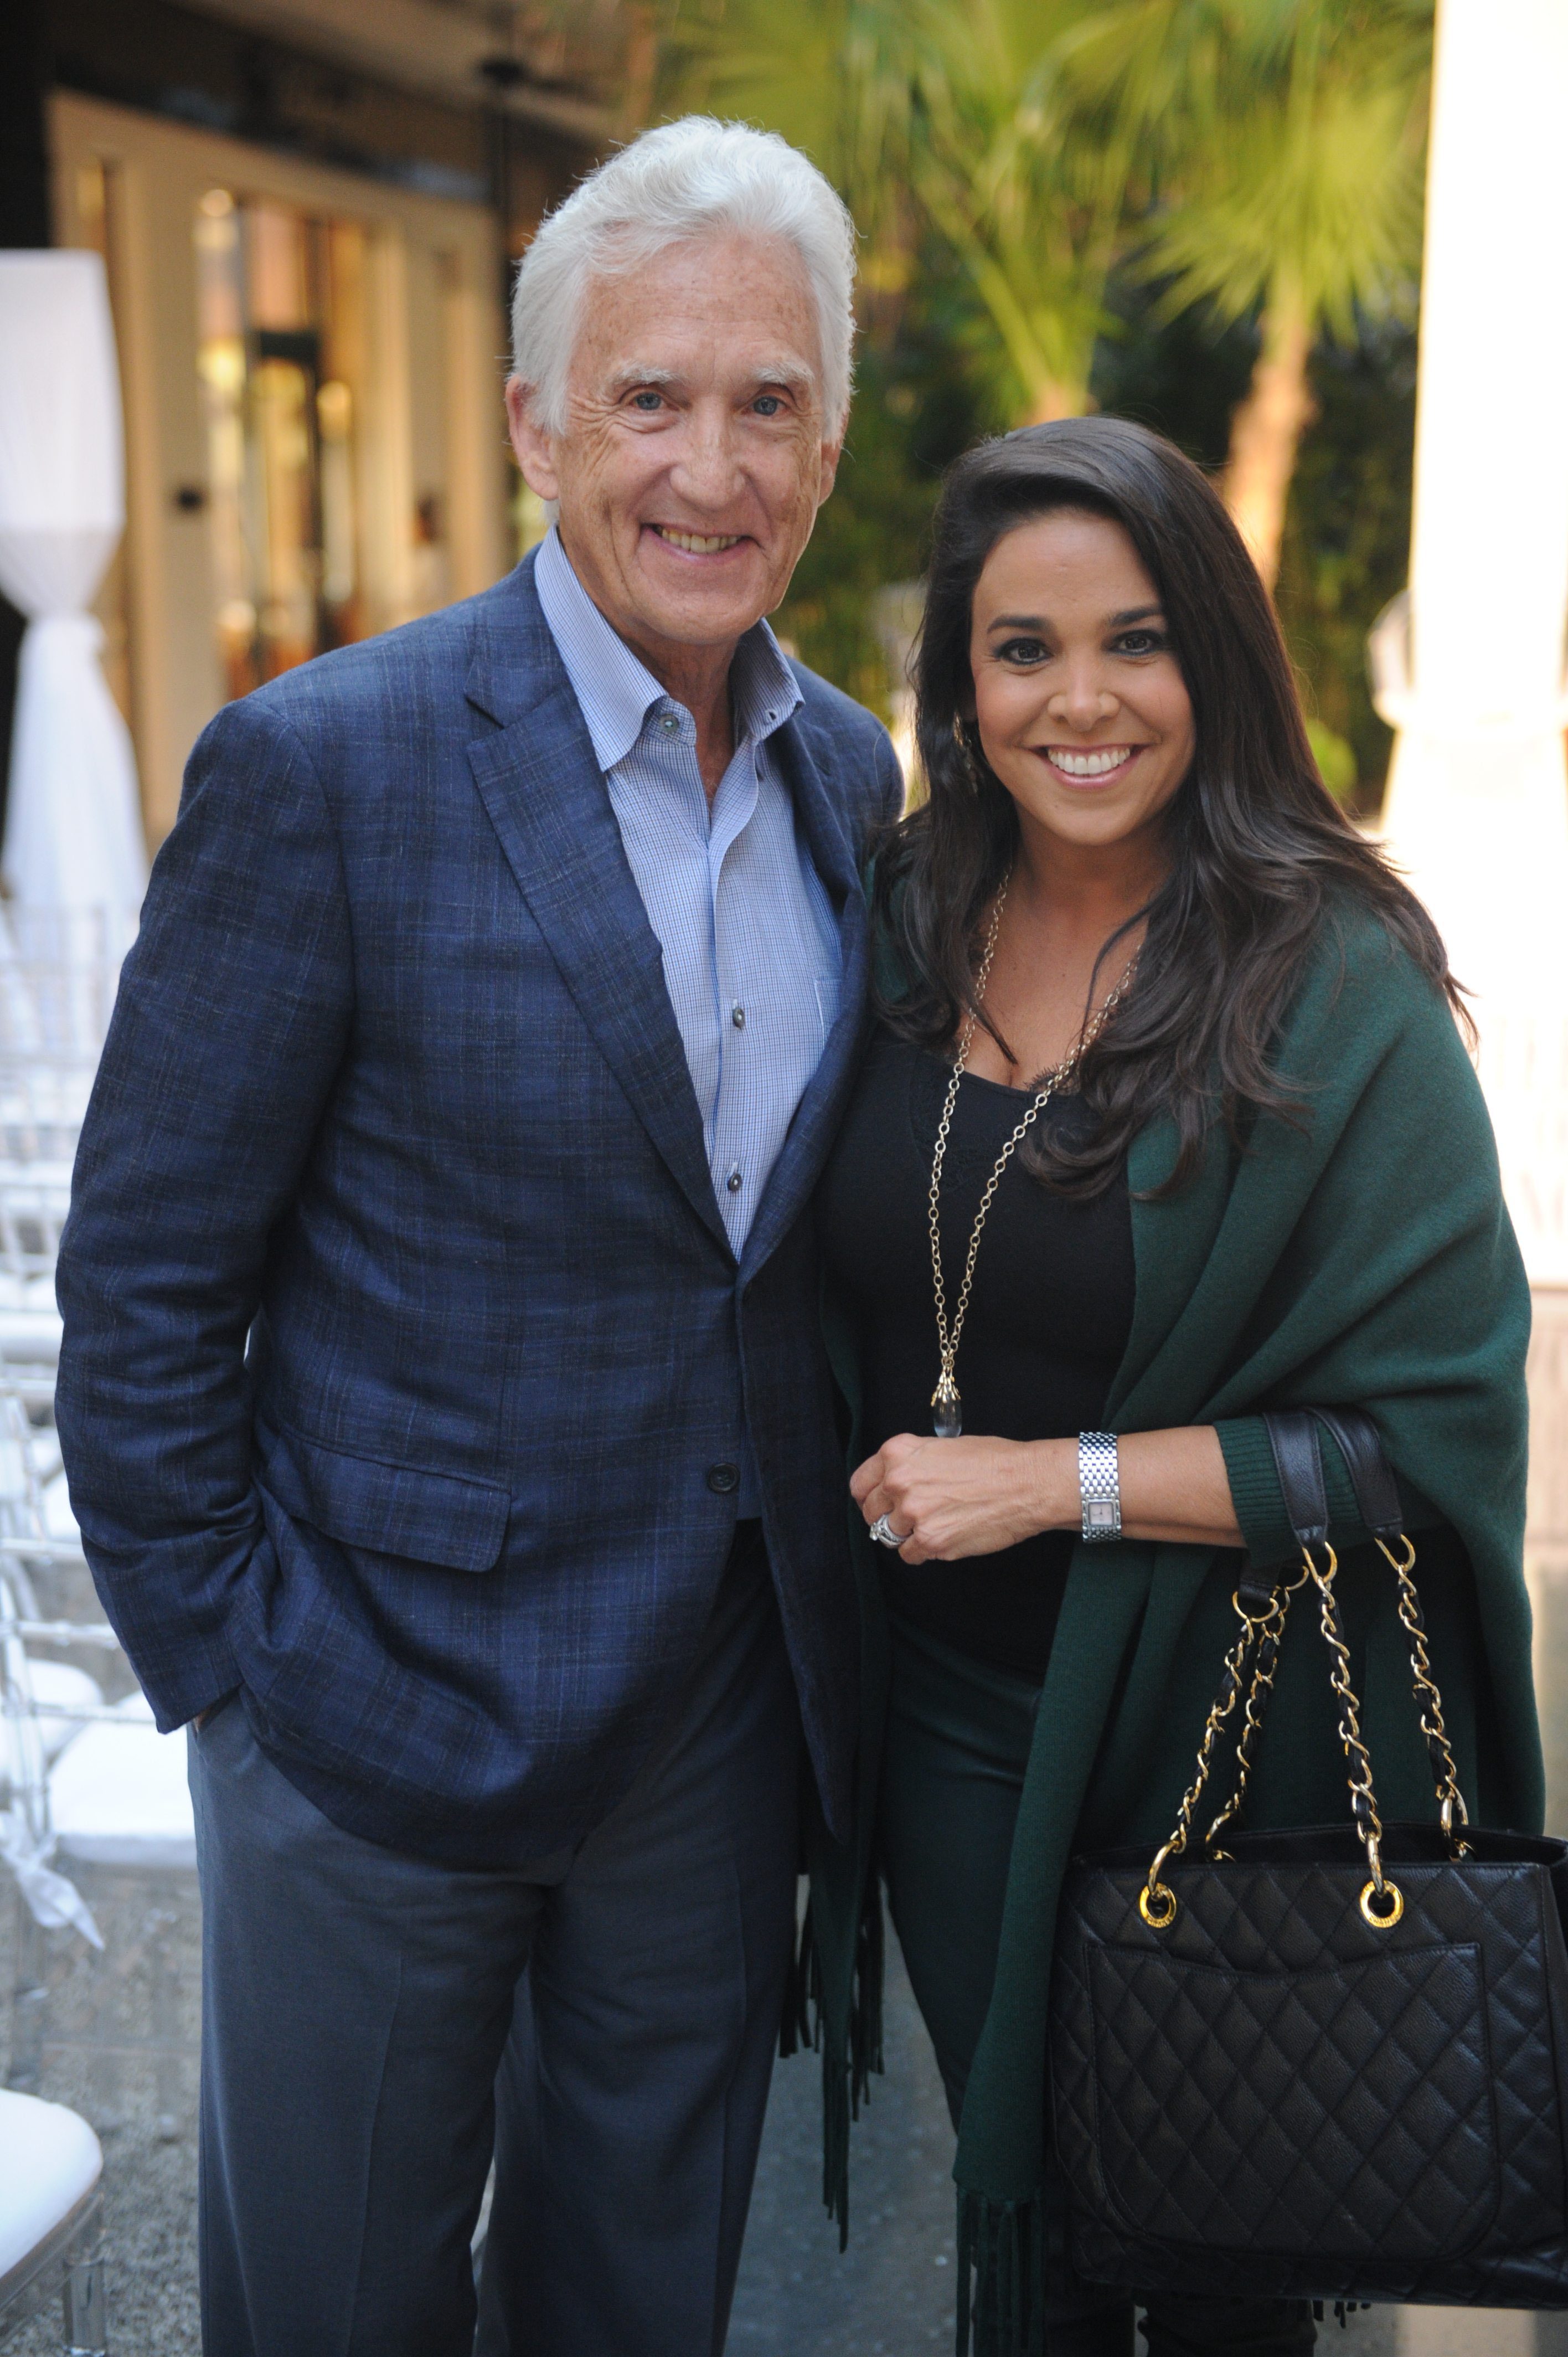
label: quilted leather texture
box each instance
[1050,1826,1568,2308]
[1084,1939,1494,2255]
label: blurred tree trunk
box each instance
[1024,378,1088,425]
[1223,289,1316,588]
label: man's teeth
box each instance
[1049,746,1132,778]
[655,527,742,554]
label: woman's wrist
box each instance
[1018,1437,1082,1536]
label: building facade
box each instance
[3,0,629,845]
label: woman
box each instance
[811,418,1538,2356]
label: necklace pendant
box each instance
[931,1376,962,1440]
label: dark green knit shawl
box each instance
[808,899,1537,2350]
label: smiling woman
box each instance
[811,415,1534,2357]
[880,419,1460,1195]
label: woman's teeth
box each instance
[1048,746,1133,778]
[653,527,742,554]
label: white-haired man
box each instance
[56,119,903,2355]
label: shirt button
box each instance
[658,710,680,735]
[706,1461,740,1495]
[726,1165,743,1193]
[731,1003,746,1030]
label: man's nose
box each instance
[1046,672,1119,733]
[668,403,744,508]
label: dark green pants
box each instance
[880,1614,1318,2357]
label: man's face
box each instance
[507,232,842,672]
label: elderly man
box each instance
[56,118,901,2356]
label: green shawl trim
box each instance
[808,900,1536,2351]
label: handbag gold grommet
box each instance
[1360,1878,1405,1929]
[1139,1881,1178,1929]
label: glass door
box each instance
[194,189,369,699]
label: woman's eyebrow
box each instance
[984,603,1165,632]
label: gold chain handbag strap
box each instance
[1380,1532,1472,1851]
[1203,1562,1310,1856]
[1141,1536,1404,1932]
[1136,1590,1271,1928]
[1139,1408,1471,1935]
[1312,1405,1473,1856]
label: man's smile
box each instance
[647,524,749,555]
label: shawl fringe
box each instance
[956,2189,1045,2356]
[780,1875,885,2249]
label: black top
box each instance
[816,1028,1136,1682]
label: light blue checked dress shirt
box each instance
[536,527,841,1267]
[537,531,842,1514]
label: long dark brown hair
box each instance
[873,416,1463,1196]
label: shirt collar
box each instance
[534,526,802,775]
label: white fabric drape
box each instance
[0,251,147,911]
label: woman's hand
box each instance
[849,1425,1245,1563]
[850,1433,1074,1565]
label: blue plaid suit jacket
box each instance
[55,552,904,1864]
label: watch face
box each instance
[1085,1500,1120,1532]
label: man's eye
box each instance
[630,391,664,412]
[752,394,783,416]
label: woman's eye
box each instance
[1114,629,1168,656]
[997,637,1048,666]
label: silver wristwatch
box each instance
[1078,1431,1121,1542]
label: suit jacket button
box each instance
[706,1462,740,1495]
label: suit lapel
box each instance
[739,702,873,1282]
[463,569,730,1256]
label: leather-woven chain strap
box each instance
[1313,1407,1471,1853]
[1137,1407,1471,1938]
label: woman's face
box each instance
[967,508,1196,858]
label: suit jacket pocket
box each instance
[260,1423,510,1572]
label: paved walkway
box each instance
[6,1295,1568,2354]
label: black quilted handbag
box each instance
[1049,1406,1568,2308]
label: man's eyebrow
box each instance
[602,359,816,398]
[749,358,815,391]
[984,603,1166,631]
[605,364,680,395]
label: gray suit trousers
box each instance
[188,1525,801,2357]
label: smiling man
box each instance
[55,120,902,2357]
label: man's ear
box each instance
[506,378,560,502]
[816,434,844,508]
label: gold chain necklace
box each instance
[926,879,1136,1438]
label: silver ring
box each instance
[870,1513,906,1550]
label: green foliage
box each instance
[1102,0,1431,345]
[1275,320,1417,808]
[1090,274,1416,804]
[773,278,989,716]
[660,0,1146,421]
[658,0,1426,795]
[1306,717,1358,800]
